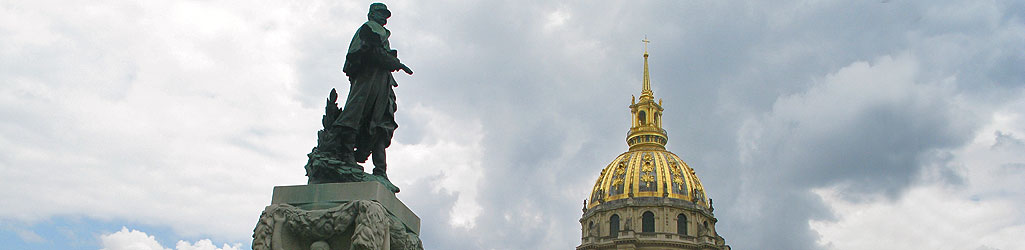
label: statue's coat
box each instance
[338,20,404,162]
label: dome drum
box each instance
[581,197,715,222]
[578,203,726,250]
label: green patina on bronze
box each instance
[304,2,412,193]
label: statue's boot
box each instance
[368,136,399,193]
[371,147,399,192]
[371,140,388,180]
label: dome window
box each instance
[642,211,655,233]
[589,221,595,236]
[677,214,687,235]
[638,111,646,125]
[610,214,620,237]
[701,221,710,236]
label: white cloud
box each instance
[0,0,315,242]
[390,104,485,228]
[812,185,1025,250]
[100,227,167,250]
[16,228,44,243]
[543,7,571,32]
[0,0,483,245]
[174,239,242,250]
[100,227,241,250]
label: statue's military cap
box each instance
[370,3,390,18]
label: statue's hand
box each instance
[401,65,413,75]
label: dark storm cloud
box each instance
[732,54,981,250]
[626,2,1019,250]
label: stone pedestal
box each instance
[253,182,422,250]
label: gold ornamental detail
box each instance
[673,176,684,185]
[640,173,655,183]
[641,163,654,172]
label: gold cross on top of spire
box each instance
[642,36,651,55]
[640,35,653,97]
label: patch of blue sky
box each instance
[0,216,190,250]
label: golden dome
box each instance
[587,149,708,209]
[578,40,728,250]
[586,45,709,210]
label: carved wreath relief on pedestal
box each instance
[253,200,422,250]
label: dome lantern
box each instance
[627,38,668,151]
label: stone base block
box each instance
[271,182,419,233]
[253,182,422,250]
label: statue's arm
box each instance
[357,25,406,72]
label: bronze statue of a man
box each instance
[336,2,413,180]
[304,2,411,191]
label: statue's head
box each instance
[368,3,391,25]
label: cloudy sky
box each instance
[2,0,1024,250]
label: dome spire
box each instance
[641,36,653,99]
[627,37,668,151]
